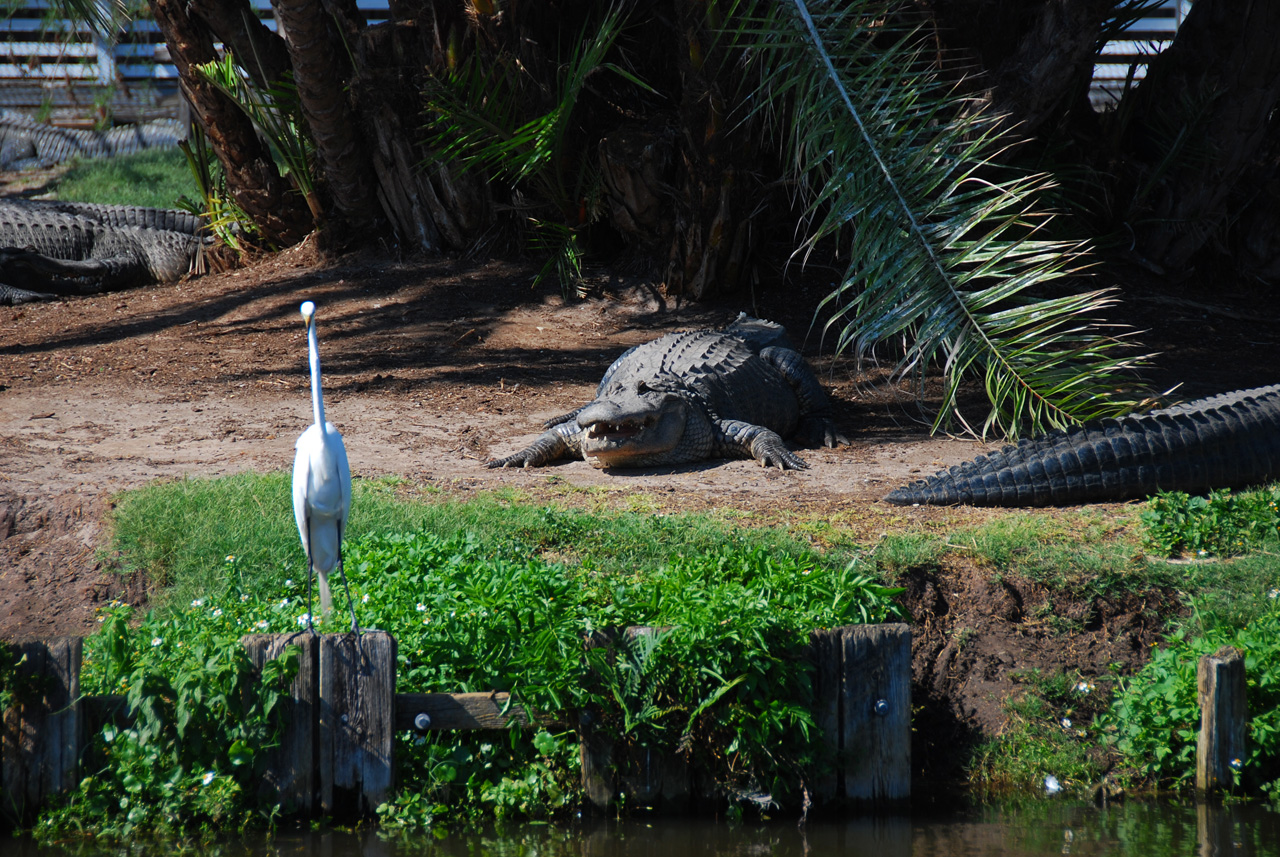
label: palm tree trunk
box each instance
[986,0,1114,137]
[188,0,292,91]
[149,0,312,247]
[270,0,384,243]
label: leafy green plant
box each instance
[1141,488,1280,558]
[49,488,907,837]
[1100,597,1280,791]
[727,0,1148,437]
[177,124,258,252]
[37,606,298,840]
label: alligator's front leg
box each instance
[715,419,808,470]
[486,422,585,468]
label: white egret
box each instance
[292,300,358,634]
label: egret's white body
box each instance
[292,300,354,629]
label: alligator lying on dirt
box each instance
[885,384,1280,506]
[0,110,185,171]
[487,315,848,470]
[0,199,207,305]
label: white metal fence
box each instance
[0,0,1190,125]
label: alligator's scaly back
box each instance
[0,199,206,304]
[884,385,1280,506]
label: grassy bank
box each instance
[18,474,1280,838]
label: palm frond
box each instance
[728,0,1150,437]
[195,54,320,222]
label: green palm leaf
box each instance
[728,0,1149,437]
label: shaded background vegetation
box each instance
[51,0,1280,436]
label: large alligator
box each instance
[487,315,848,470]
[0,199,207,305]
[884,384,1280,506]
[0,110,185,171]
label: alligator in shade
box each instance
[0,198,208,305]
[487,314,848,470]
[884,384,1280,506]
[0,110,185,171]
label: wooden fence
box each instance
[1,623,912,827]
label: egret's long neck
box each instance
[308,321,326,428]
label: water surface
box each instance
[5,800,1278,857]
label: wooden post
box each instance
[242,631,318,814]
[1,638,82,829]
[319,631,396,818]
[809,623,911,804]
[1196,645,1247,794]
[242,632,395,818]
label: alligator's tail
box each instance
[884,385,1280,506]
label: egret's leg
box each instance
[306,557,317,634]
[317,568,333,616]
[337,547,361,637]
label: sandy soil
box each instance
[1,216,1274,746]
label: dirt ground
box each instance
[2,184,1277,756]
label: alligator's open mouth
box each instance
[584,416,655,441]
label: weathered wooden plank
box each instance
[1196,645,1248,794]
[808,627,843,803]
[841,623,911,802]
[395,692,529,731]
[1,637,81,829]
[241,632,318,814]
[319,632,396,818]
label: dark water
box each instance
[4,801,1279,857]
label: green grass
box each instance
[108,472,871,615]
[51,148,198,209]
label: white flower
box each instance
[212,608,223,618]
[1230,757,1243,771]
[191,599,204,608]
[255,620,269,630]
[241,594,250,602]
[1060,718,1072,729]
[1044,775,1061,794]
[284,579,293,587]
[202,771,215,786]
[298,613,311,627]
[225,555,235,563]
[1075,681,1094,694]
[151,637,162,647]
[416,603,427,612]
[362,594,370,603]
[280,598,290,607]
[1269,589,1279,599]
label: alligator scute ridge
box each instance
[0,110,184,171]
[884,384,1280,506]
